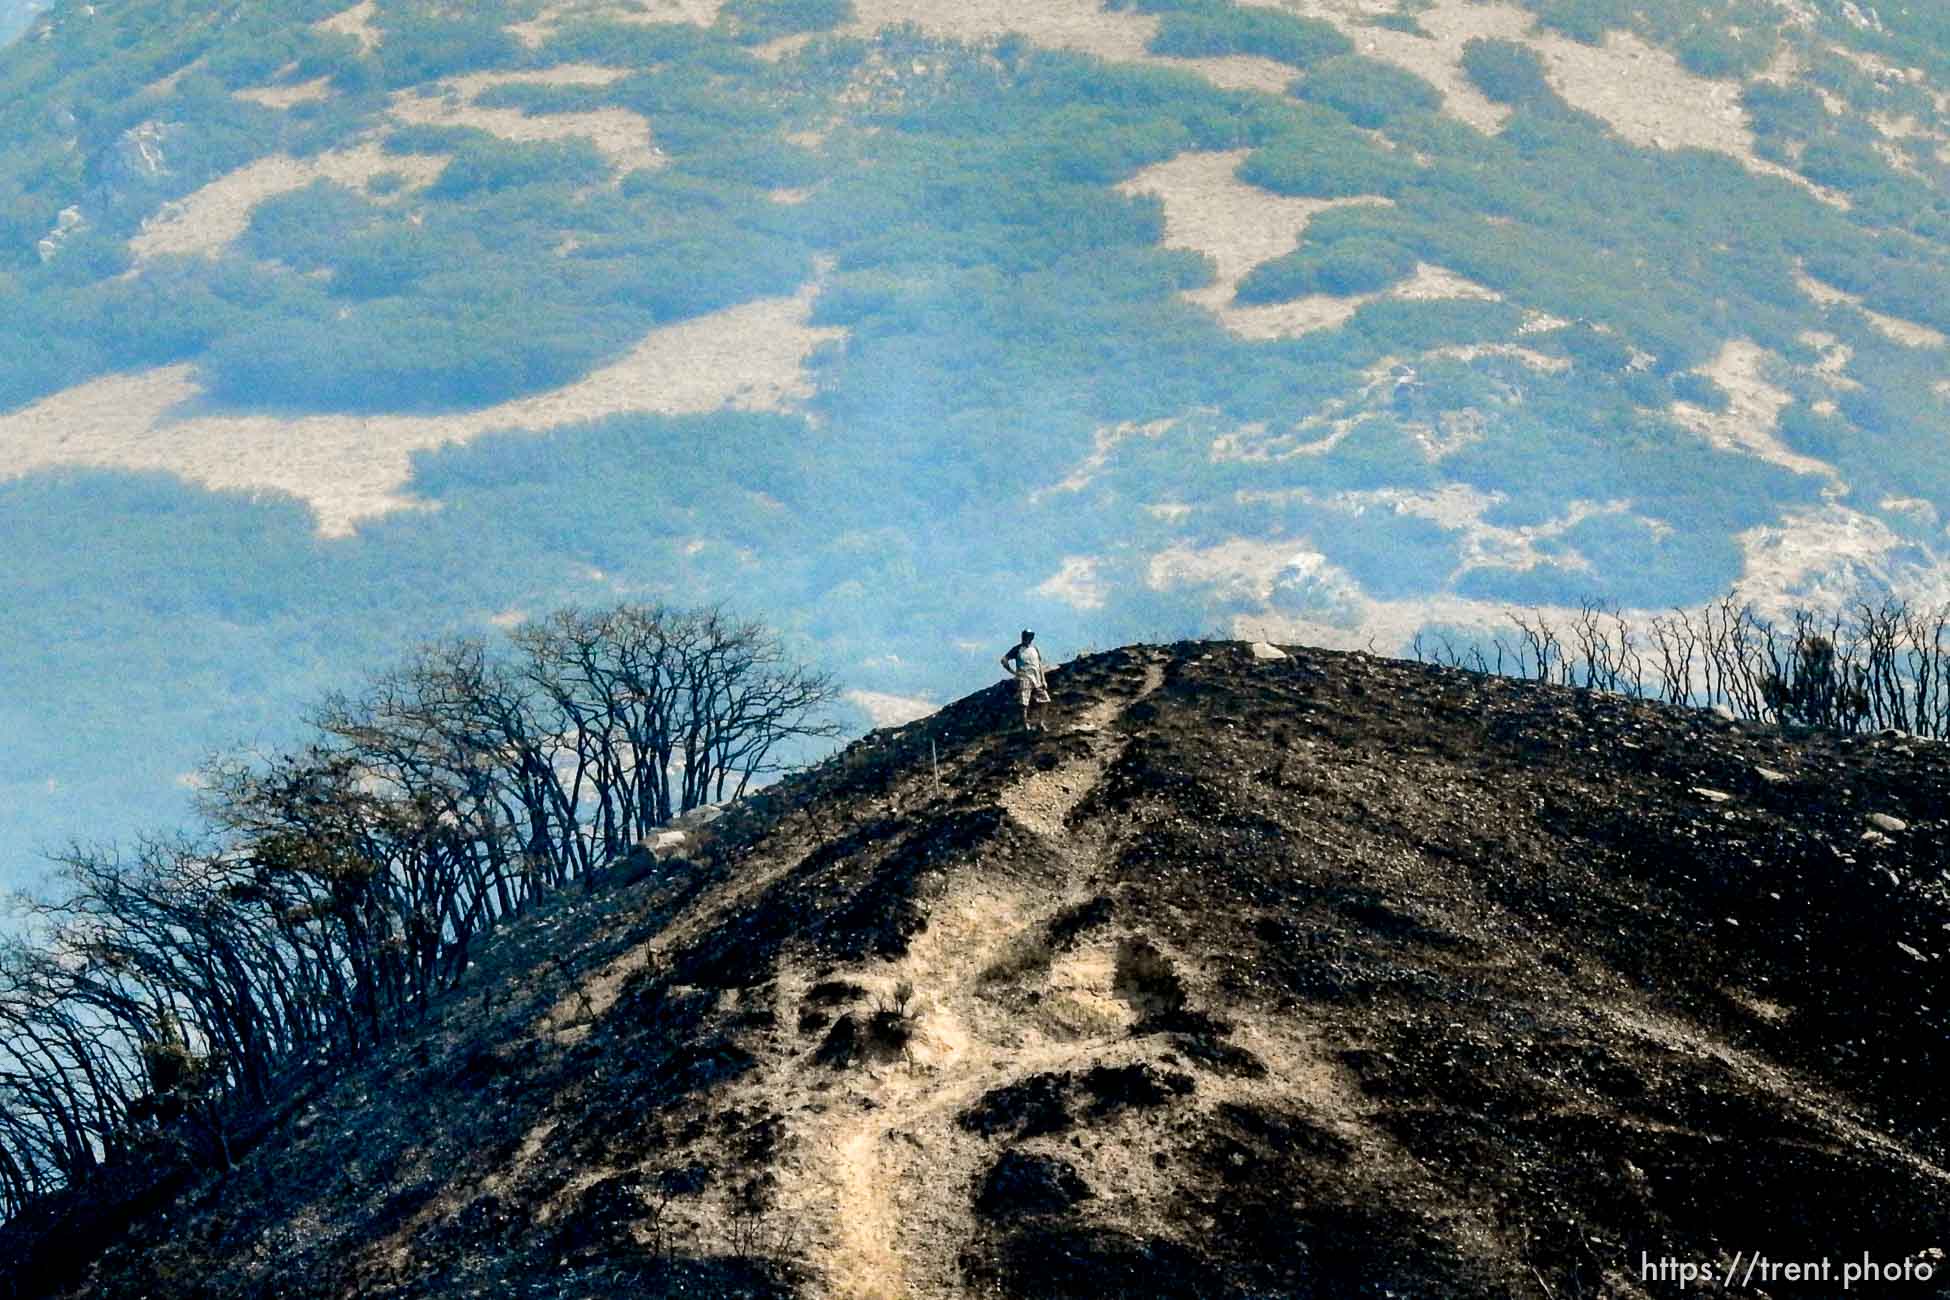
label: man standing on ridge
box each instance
[1001,629,1050,732]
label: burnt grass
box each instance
[44,642,1950,1299]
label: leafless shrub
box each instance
[723,1176,782,1257]
[1412,589,1950,738]
[0,604,838,1219]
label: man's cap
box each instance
[1022,628,1034,638]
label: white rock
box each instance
[1691,787,1733,803]
[1868,813,1908,833]
[647,830,688,856]
[1898,942,1927,963]
[1248,641,1288,661]
[673,802,725,829]
[1862,830,1894,847]
[35,205,85,262]
[1710,703,1737,721]
[1754,766,1789,783]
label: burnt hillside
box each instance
[44,643,1950,1298]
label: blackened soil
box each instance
[959,1072,1076,1140]
[1080,1061,1195,1114]
[973,1151,1091,1221]
[59,643,1950,1300]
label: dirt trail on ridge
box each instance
[769,653,1167,1299]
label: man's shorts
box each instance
[1017,673,1051,705]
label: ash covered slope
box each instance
[77,644,1950,1299]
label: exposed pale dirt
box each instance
[1800,329,1861,389]
[142,57,206,98]
[1219,288,1362,338]
[0,282,841,535]
[1824,40,1935,91]
[150,66,649,268]
[445,64,636,93]
[1237,483,1627,575]
[1115,148,1392,338]
[1424,342,1569,372]
[1236,592,1607,654]
[387,69,661,175]
[1230,486,1950,649]
[1148,537,1332,607]
[1391,262,1500,302]
[1245,0,1840,200]
[845,690,942,728]
[842,0,1296,95]
[1035,416,1177,498]
[763,655,1167,1299]
[507,0,728,49]
[129,142,449,262]
[315,0,380,55]
[1285,0,1527,134]
[1235,502,1950,652]
[1033,556,1109,611]
[1669,339,1841,484]
[1212,418,1321,462]
[1864,308,1950,350]
[1796,265,1950,349]
[233,75,335,109]
[381,654,1170,1300]
[357,805,878,1270]
[1117,151,1492,340]
[1735,501,1950,613]
[81,0,1916,573]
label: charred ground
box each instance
[36,643,1950,1298]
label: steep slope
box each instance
[51,643,1950,1299]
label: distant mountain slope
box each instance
[0,1,47,47]
[3,0,1950,872]
[30,643,1950,1299]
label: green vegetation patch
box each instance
[1460,38,1560,110]
[1239,123,1418,198]
[430,135,612,196]
[369,0,529,88]
[1291,56,1441,129]
[1235,234,1418,302]
[1114,0,1351,69]
[472,81,614,115]
[716,0,855,45]
[5,0,1950,877]
[1525,0,1631,45]
[1741,81,1830,147]
[1797,135,1898,193]
[608,65,794,153]
[205,165,811,410]
[544,17,766,72]
[1367,3,1433,38]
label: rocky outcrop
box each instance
[99,121,174,188]
[33,204,83,261]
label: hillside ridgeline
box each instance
[32,643,1950,1297]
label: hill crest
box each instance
[27,641,1950,1299]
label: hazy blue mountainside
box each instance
[0,1,48,46]
[2,0,1950,871]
